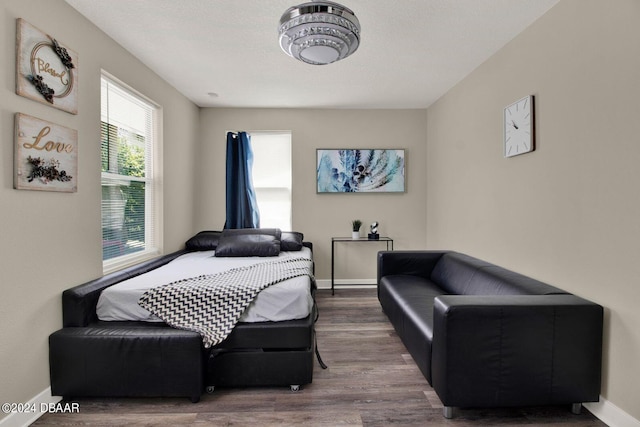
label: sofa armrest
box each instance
[377,251,446,284]
[431,294,603,408]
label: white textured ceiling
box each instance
[64,0,559,109]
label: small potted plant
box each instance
[352,219,362,239]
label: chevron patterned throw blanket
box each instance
[138,257,313,348]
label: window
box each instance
[250,131,292,230]
[101,73,162,271]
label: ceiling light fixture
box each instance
[279,1,361,65]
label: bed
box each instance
[49,229,320,402]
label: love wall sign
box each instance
[15,113,78,193]
[16,18,78,114]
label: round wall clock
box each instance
[504,95,534,158]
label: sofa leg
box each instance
[443,406,454,419]
[571,403,582,415]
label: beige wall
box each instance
[0,0,199,418]
[426,0,640,420]
[196,108,428,281]
[3,0,636,424]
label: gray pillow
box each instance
[215,230,281,257]
[220,228,282,240]
[185,231,222,251]
[281,231,304,251]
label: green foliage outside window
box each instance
[101,121,147,258]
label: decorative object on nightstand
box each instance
[368,221,379,240]
[504,95,534,158]
[351,219,362,239]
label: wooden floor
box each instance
[34,288,606,426]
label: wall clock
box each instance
[504,95,534,158]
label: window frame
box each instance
[249,131,293,231]
[101,71,163,273]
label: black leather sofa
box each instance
[377,250,603,418]
[49,243,316,402]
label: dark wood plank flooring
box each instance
[34,288,606,426]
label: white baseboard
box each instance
[585,397,640,427]
[0,387,61,427]
[316,278,377,290]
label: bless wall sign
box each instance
[16,18,78,114]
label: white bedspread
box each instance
[97,247,313,323]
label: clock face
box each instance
[504,95,534,157]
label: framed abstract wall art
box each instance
[16,18,78,114]
[316,149,405,193]
[14,113,78,192]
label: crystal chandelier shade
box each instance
[279,1,361,65]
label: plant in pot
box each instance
[351,219,362,239]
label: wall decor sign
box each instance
[14,113,78,192]
[16,18,78,114]
[316,149,405,193]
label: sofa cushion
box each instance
[431,252,567,296]
[378,274,449,384]
[430,252,488,295]
[471,266,567,295]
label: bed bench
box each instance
[50,324,204,402]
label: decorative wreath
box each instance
[27,37,75,104]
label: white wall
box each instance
[195,108,428,282]
[426,0,640,421]
[0,0,199,420]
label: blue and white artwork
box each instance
[316,149,405,193]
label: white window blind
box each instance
[101,73,161,271]
[250,131,292,230]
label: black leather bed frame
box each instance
[49,241,317,402]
